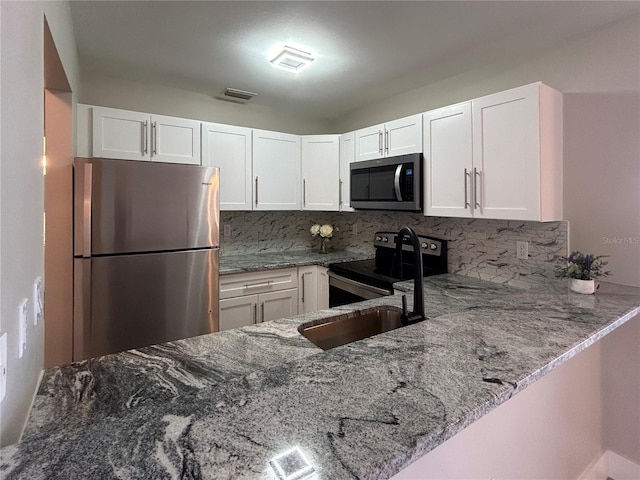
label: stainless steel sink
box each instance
[298,305,405,350]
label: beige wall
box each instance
[80,71,334,135]
[0,0,80,447]
[394,337,604,479]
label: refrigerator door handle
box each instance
[82,163,93,258]
[73,258,92,362]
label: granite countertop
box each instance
[2,275,640,479]
[219,249,372,275]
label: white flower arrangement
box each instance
[310,223,334,239]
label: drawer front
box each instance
[220,268,298,299]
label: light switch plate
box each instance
[516,241,529,259]
[18,298,27,358]
[33,276,43,325]
[0,332,7,403]
[223,224,231,237]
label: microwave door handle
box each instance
[394,164,403,201]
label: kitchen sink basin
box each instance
[298,305,405,350]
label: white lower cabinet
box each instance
[298,265,329,314]
[219,268,298,331]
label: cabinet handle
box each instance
[244,280,272,289]
[464,168,471,209]
[303,178,306,207]
[301,275,305,303]
[152,122,157,156]
[384,129,389,155]
[378,131,383,155]
[255,177,259,206]
[253,304,257,324]
[143,121,148,155]
[339,179,343,206]
[473,168,481,209]
[261,303,264,323]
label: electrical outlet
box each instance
[33,276,43,325]
[18,299,28,358]
[516,241,529,259]
[223,224,231,237]
[0,332,7,403]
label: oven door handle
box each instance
[394,164,403,202]
[328,271,393,298]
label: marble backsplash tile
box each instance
[221,211,568,288]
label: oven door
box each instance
[328,272,393,307]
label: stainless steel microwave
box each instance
[350,153,422,211]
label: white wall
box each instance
[336,14,640,287]
[80,71,334,135]
[0,0,80,447]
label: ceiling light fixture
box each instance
[269,45,315,73]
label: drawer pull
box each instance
[243,280,272,289]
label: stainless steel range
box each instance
[328,231,448,307]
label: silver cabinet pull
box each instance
[339,179,343,206]
[152,121,157,156]
[142,121,148,155]
[255,177,259,206]
[384,129,389,155]
[303,178,306,207]
[473,168,481,209]
[253,304,257,324]
[378,131,383,155]
[301,275,305,303]
[464,168,471,209]
[393,164,403,201]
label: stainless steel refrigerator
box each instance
[73,158,220,361]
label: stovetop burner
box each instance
[329,231,448,290]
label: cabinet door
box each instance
[339,132,355,212]
[259,289,298,322]
[355,124,383,161]
[253,130,301,210]
[317,267,329,310]
[385,114,422,157]
[219,295,258,331]
[301,135,340,211]
[298,266,318,314]
[150,115,201,165]
[423,103,473,218]
[92,106,150,161]
[202,122,252,210]
[472,84,540,220]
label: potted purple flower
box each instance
[555,251,610,294]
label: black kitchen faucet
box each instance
[393,226,425,324]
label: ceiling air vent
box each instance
[223,88,257,101]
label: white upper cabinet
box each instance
[92,107,150,161]
[91,106,200,165]
[423,82,563,222]
[150,114,200,165]
[355,114,422,161]
[201,122,252,211]
[423,102,473,218]
[301,135,340,211]
[339,132,355,212]
[252,129,301,210]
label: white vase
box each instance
[569,279,596,295]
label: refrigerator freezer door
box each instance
[74,158,220,256]
[73,249,219,361]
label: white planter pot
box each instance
[569,278,597,295]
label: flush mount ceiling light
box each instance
[269,45,315,73]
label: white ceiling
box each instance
[70,1,640,120]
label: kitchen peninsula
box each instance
[2,267,639,479]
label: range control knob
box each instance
[375,235,382,242]
[421,242,429,250]
[429,243,438,250]
[382,236,389,243]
